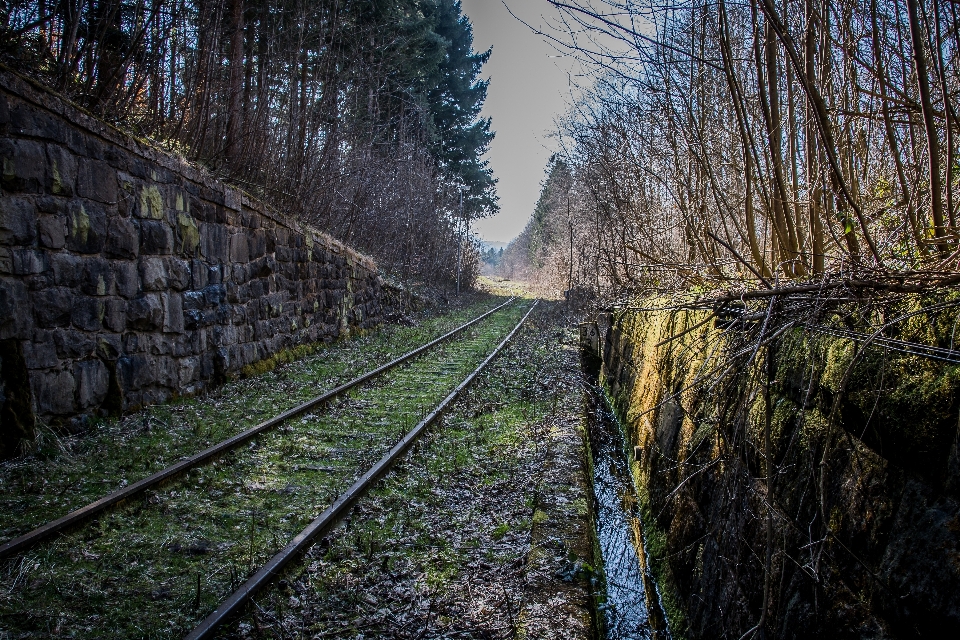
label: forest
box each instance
[502,0,960,301]
[0,0,495,285]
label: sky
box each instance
[460,0,579,244]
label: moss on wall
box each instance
[600,296,960,639]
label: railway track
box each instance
[0,298,535,638]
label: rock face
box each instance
[600,305,960,639]
[0,70,391,455]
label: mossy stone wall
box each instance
[601,301,960,639]
[0,70,392,453]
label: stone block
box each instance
[33,287,73,327]
[12,249,45,275]
[35,195,66,216]
[226,282,241,304]
[165,257,191,291]
[105,217,138,258]
[37,214,66,249]
[176,212,200,256]
[203,306,226,326]
[239,342,257,367]
[156,356,178,387]
[47,144,77,197]
[116,354,153,391]
[162,292,184,334]
[66,200,106,254]
[219,324,238,346]
[183,290,205,310]
[0,139,46,193]
[50,252,82,287]
[117,172,136,216]
[190,259,208,289]
[0,196,37,245]
[203,284,226,307]
[10,104,63,142]
[111,260,139,298]
[224,188,241,211]
[75,359,109,409]
[31,369,75,415]
[263,256,278,278]
[95,334,122,361]
[229,233,249,263]
[231,263,248,285]
[213,347,230,379]
[0,278,31,339]
[184,309,203,330]
[140,219,173,254]
[139,257,167,291]
[248,230,267,260]
[200,222,228,262]
[126,293,163,331]
[275,246,292,262]
[82,258,114,295]
[71,296,104,331]
[104,298,126,332]
[0,246,12,274]
[208,264,222,284]
[77,158,118,204]
[52,329,95,359]
[137,184,164,219]
[122,332,141,354]
[23,339,58,369]
[178,356,200,386]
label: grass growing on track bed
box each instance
[229,302,596,640]
[0,295,504,542]
[0,297,527,638]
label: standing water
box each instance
[586,383,670,640]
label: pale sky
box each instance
[461,0,578,243]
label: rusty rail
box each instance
[0,297,516,560]
[185,301,538,640]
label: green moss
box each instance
[240,343,320,378]
[0,297,528,637]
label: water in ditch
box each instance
[586,383,670,640]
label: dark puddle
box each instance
[585,382,670,640]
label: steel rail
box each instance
[185,301,539,640]
[0,297,517,560]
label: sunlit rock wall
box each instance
[600,301,960,639]
[0,70,390,453]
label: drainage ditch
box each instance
[583,362,669,639]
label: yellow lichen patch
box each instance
[70,204,90,243]
[51,160,66,195]
[177,212,200,255]
[140,185,164,219]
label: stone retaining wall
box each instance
[600,304,960,638]
[0,70,391,455]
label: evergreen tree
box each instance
[421,0,497,218]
